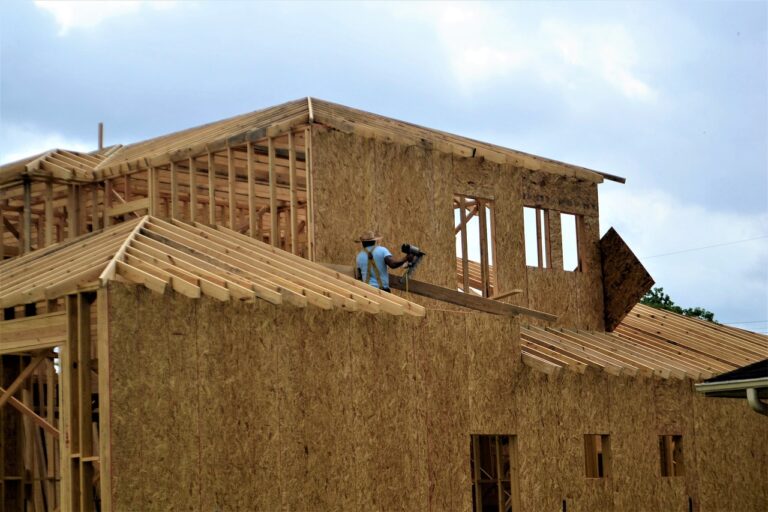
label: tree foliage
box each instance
[640,287,717,323]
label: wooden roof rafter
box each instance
[0,215,425,317]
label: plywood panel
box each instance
[600,228,655,331]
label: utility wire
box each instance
[641,235,768,259]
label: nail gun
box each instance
[401,244,426,278]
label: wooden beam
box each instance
[208,152,216,225]
[268,137,278,247]
[0,389,60,437]
[45,180,54,246]
[478,200,490,296]
[288,131,298,254]
[458,197,470,293]
[170,161,179,219]
[189,157,197,222]
[0,354,46,409]
[96,288,113,512]
[320,263,556,321]
[23,178,32,253]
[228,147,235,229]
[104,179,113,227]
[247,142,257,238]
[304,127,315,259]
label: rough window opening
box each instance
[584,434,611,478]
[659,435,685,477]
[455,195,496,297]
[523,206,550,269]
[560,212,581,272]
[470,434,521,512]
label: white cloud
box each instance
[34,1,178,35]
[407,2,655,101]
[600,186,768,326]
[0,123,93,164]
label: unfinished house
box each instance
[1,98,766,512]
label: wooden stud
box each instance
[304,127,315,259]
[288,132,298,254]
[45,180,54,247]
[104,179,113,227]
[478,200,490,297]
[0,190,5,260]
[208,152,216,225]
[247,142,257,238]
[189,157,198,222]
[227,147,236,228]
[268,138,278,247]
[170,161,179,219]
[148,167,158,217]
[23,178,32,254]
[77,293,95,511]
[97,288,112,511]
[61,294,78,511]
[535,207,543,269]
[458,196,470,293]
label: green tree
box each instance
[640,287,717,323]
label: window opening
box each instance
[455,195,495,297]
[470,434,520,512]
[584,434,611,478]
[659,435,684,477]
[560,213,580,271]
[523,206,550,268]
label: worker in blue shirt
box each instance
[354,230,412,292]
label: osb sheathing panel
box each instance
[311,128,527,299]
[600,227,655,331]
[106,284,766,511]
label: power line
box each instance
[641,235,768,259]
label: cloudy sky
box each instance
[1,1,766,332]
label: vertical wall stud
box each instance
[247,142,256,238]
[268,138,278,247]
[288,132,299,254]
[189,157,197,222]
[228,147,236,229]
[208,152,216,225]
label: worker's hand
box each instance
[406,253,416,262]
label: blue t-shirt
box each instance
[356,245,392,289]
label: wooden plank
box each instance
[387,273,556,321]
[247,142,257,238]
[77,293,95,512]
[45,180,54,246]
[208,152,216,225]
[535,207,543,268]
[304,127,315,259]
[458,196,470,293]
[0,354,45,408]
[268,137,278,246]
[115,260,167,294]
[189,157,197,222]
[228,147,236,229]
[478,200,490,296]
[105,197,150,219]
[22,179,31,253]
[1,390,60,437]
[170,161,179,219]
[98,216,149,285]
[61,295,78,511]
[96,289,112,511]
[288,132,299,254]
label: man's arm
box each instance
[384,253,413,269]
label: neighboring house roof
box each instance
[0,215,424,329]
[0,98,625,187]
[694,359,768,399]
[521,304,768,380]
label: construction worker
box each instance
[354,230,413,292]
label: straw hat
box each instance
[354,230,382,243]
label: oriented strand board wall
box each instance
[106,284,767,511]
[311,127,604,329]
